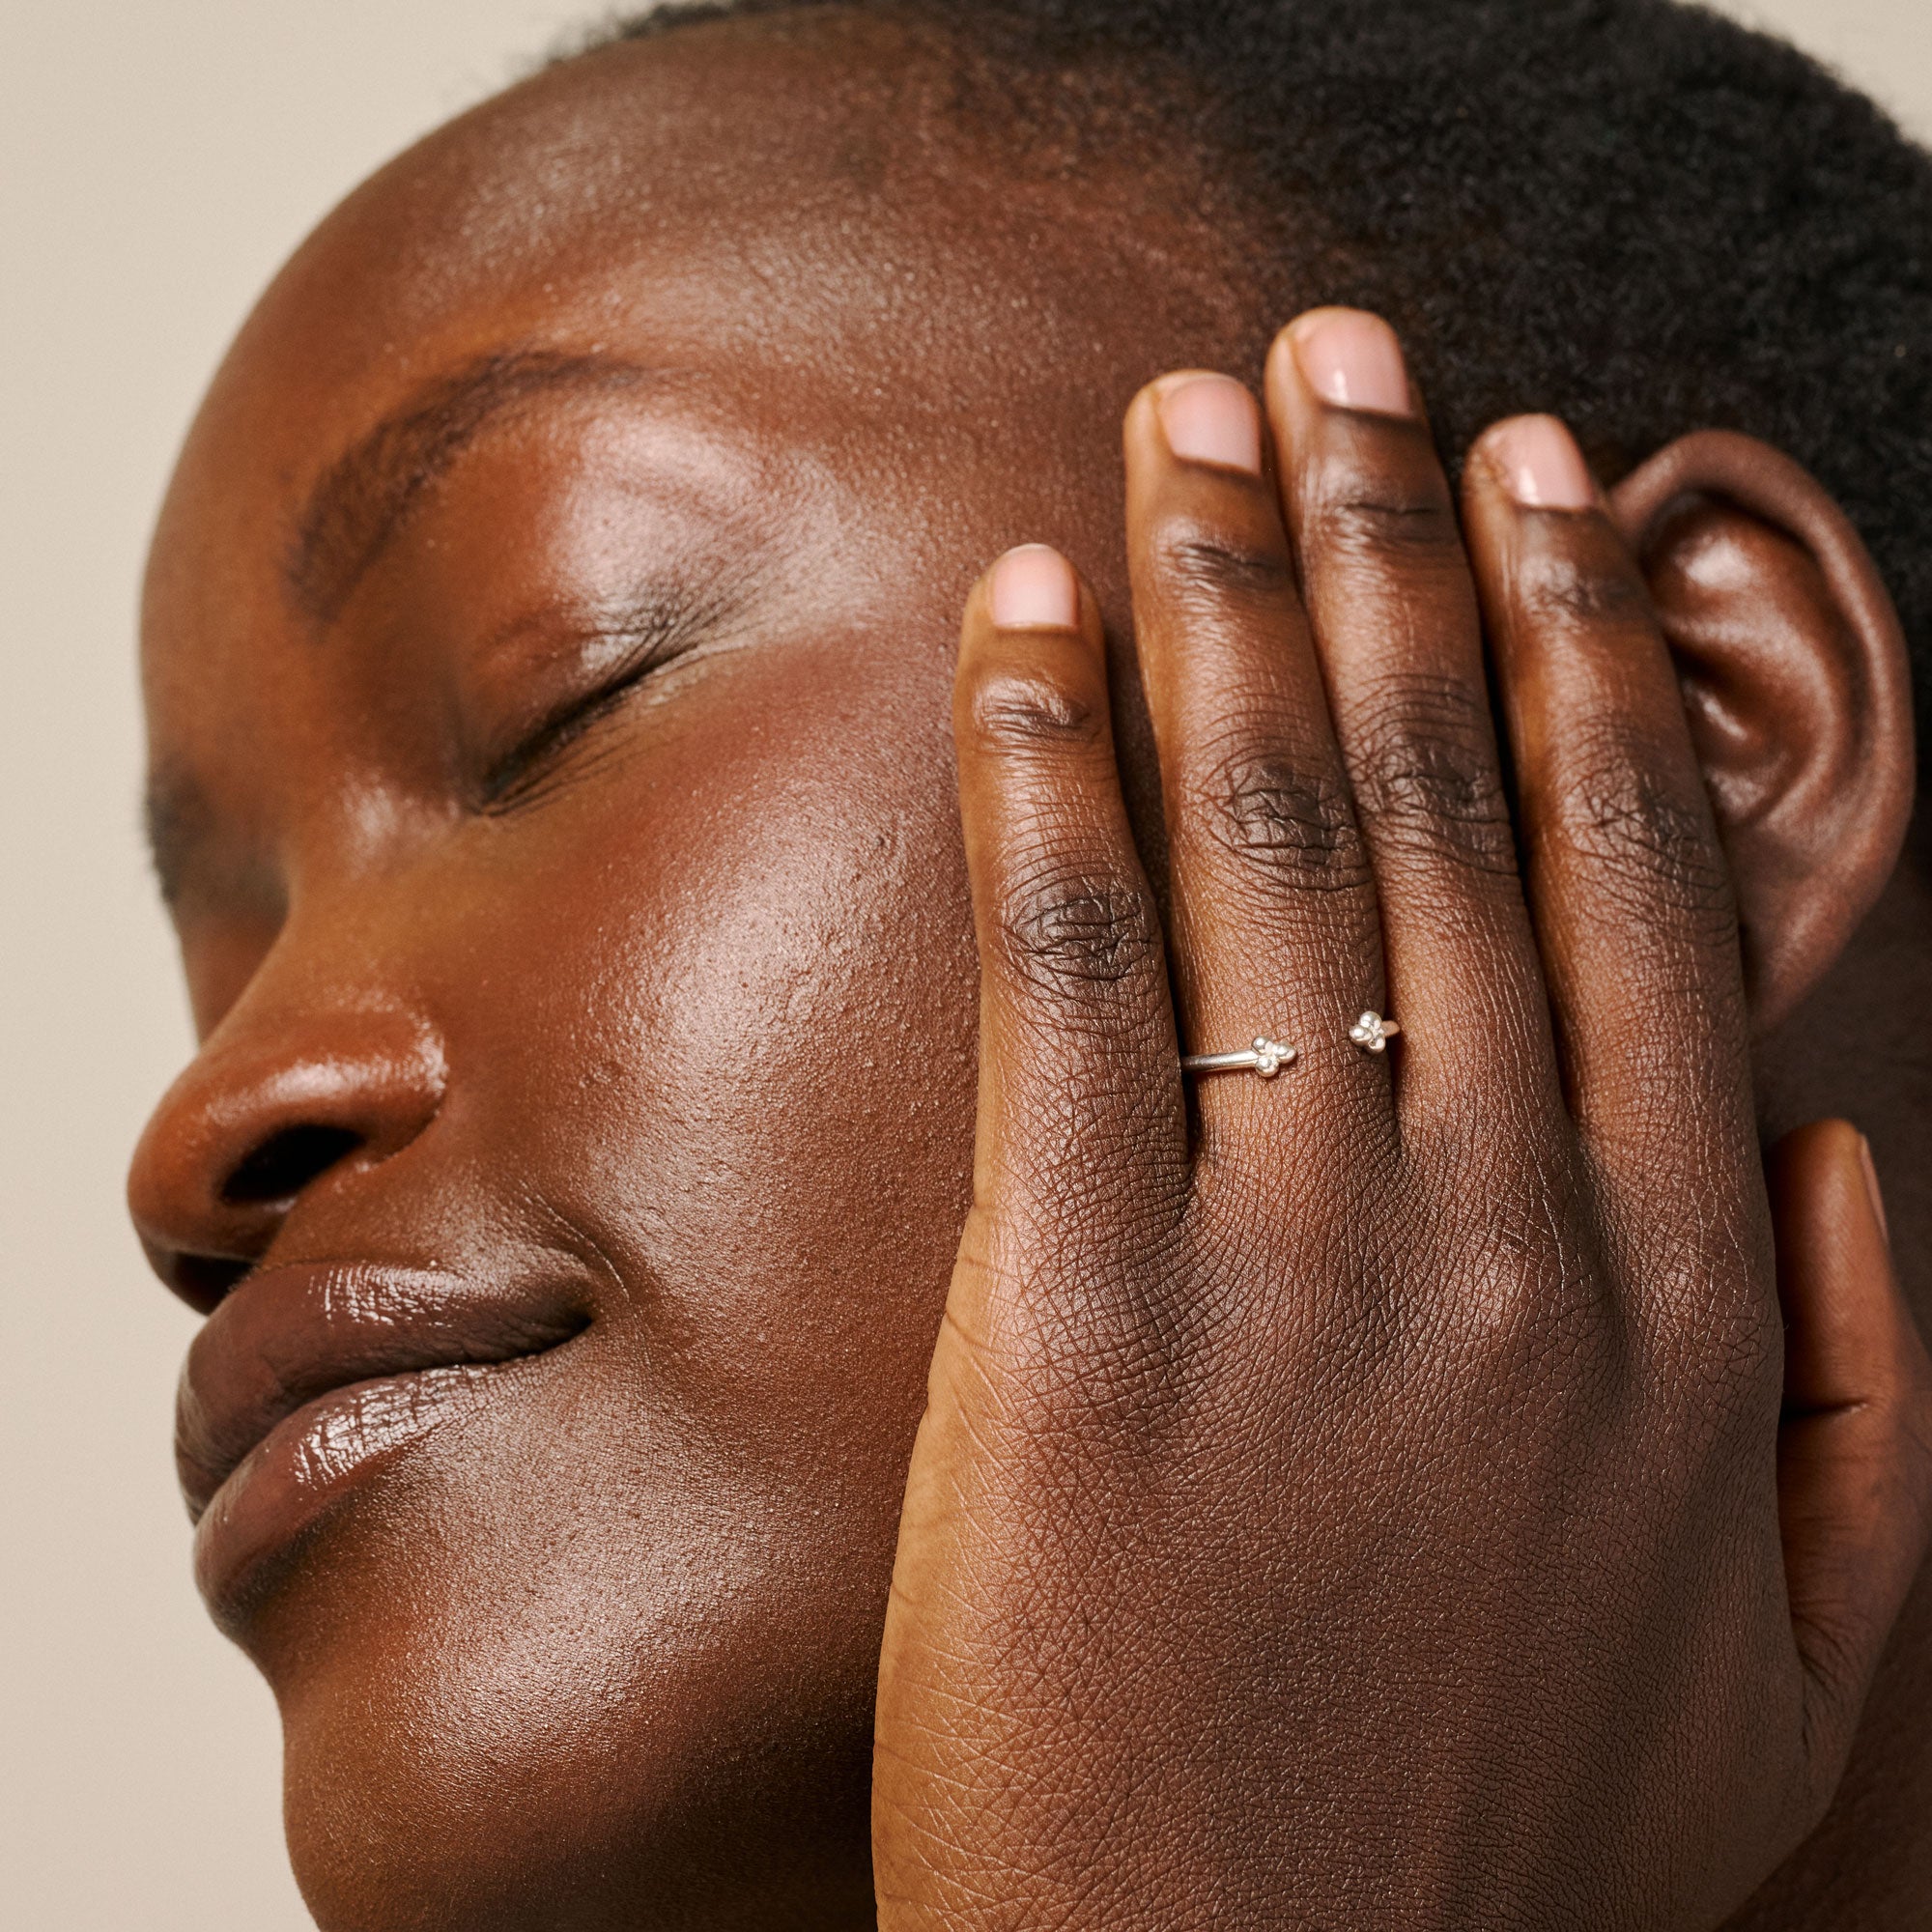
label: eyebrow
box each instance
[284,348,658,625]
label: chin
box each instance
[241,1400,885,1929]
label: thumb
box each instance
[1772,1120,1932,1774]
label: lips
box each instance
[179,1260,587,1606]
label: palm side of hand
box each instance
[872,312,1932,1929]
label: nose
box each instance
[128,992,445,1314]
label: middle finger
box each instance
[1124,369,1387,1164]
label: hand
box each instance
[870,310,1932,1928]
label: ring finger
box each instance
[1265,310,1555,1127]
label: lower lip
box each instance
[192,1361,510,1616]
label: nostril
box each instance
[169,1253,254,1315]
[221,1123,364,1206]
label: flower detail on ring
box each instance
[1251,1037,1294,1078]
[1349,1010,1401,1053]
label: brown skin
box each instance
[874,346,1928,1926]
[126,16,1931,1929]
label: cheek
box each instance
[495,639,980,1434]
[266,639,979,1913]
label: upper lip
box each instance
[177,1259,588,1519]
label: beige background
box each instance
[3,2,1927,1923]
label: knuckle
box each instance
[1347,674,1518,877]
[1000,860,1160,999]
[1188,739,1372,895]
[1548,731,1736,935]
[968,666,1103,752]
[1149,519,1297,608]
[1517,554,1652,631]
[1306,476,1460,564]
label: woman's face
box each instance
[129,24,1245,1925]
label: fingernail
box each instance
[990,544,1079,630]
[1289,309,1413,416]
[1488,415,1597,510]
[1158,375,1263,473]
[1859,1134,1892,1248]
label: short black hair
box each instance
[575,0,1932,787]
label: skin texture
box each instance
[126,14,1932,1928]
[870,343,1929,1925]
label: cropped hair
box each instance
[577,0,1932,782]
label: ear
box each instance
[1608,431,1917,1036]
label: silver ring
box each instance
[1349,1010,1402,1053]
[1179,1036,1297,1079]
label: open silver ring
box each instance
[1179,1036,1297,1079]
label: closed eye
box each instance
[477,583,733,812]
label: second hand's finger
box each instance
[1770,1122,1932,1794]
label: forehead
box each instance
[151,15,1233,523]
[140,14,1244,844]
[143,15,1234,648]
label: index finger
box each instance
[952,545,1189,1262]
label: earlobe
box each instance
[1608,431,1916,1034]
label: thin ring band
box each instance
[1179,1036,1296,1079]
[1179,1013,1403,1079]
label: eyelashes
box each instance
[475,582,735,812]
[477,658,645,811]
